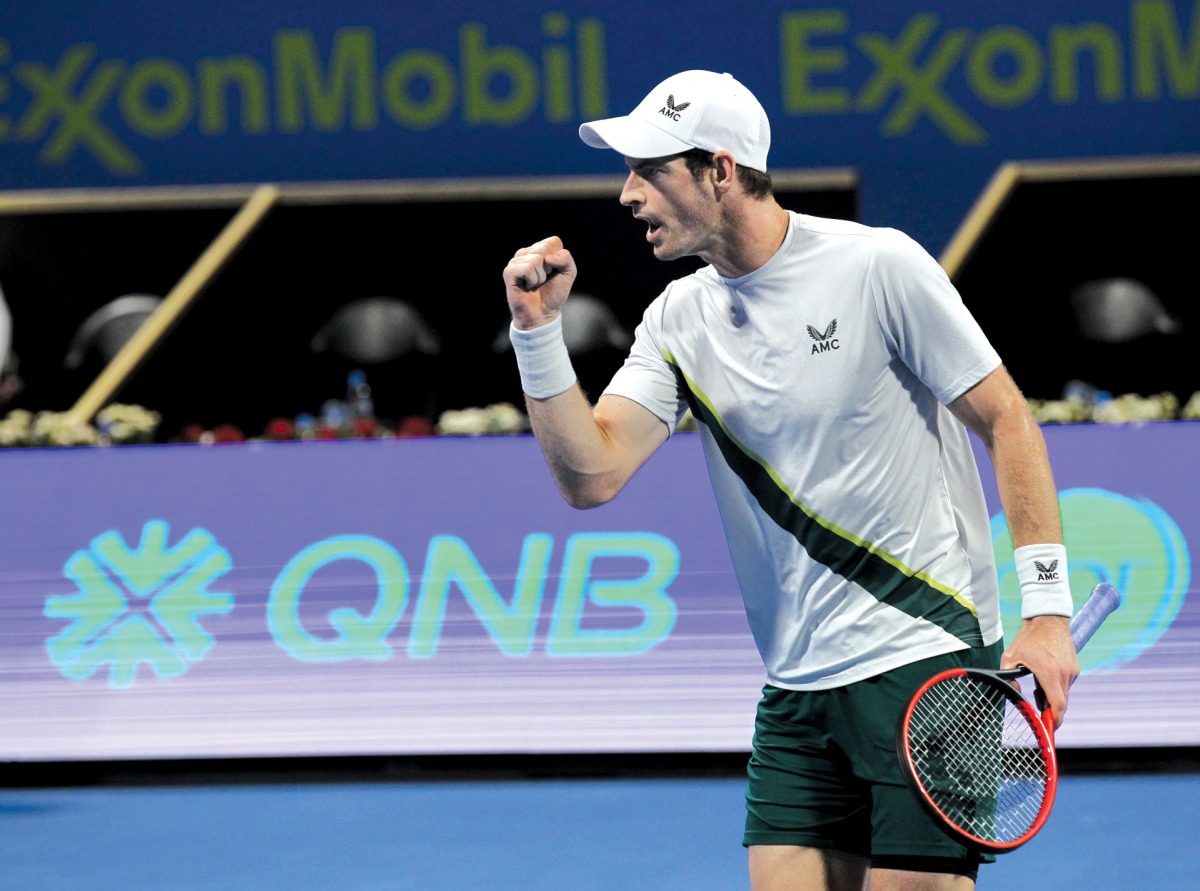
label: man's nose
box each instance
[619,171,642,208]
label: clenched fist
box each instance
[503,236,578,330]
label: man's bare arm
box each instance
[526,391,669,509]
[504,236,670,509]
[948,365,1081,726]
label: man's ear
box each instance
[710,150,738,195]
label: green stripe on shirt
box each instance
[667,355,983,646]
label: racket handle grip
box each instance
[1069,583,1122,652]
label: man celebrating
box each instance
[502,69,1079,890]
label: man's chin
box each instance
[650,241,682,262]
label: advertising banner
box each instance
[1,1,1198,250]
[0,422,1195,760]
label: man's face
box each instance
[620,154,719,263]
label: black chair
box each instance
[310,296,442,421]
[64,294,162,371]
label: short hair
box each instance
[681,148,773,200]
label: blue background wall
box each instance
[2,0,1198,253]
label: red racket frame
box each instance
[897,666,1059,853]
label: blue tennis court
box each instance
[2,766,1195,889]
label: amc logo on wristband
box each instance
[1034,561,1060,582]
[991,487,1191,673]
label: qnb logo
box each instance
[1035,559,1060,582]
[658,94,690,121]
[807,319,839,354]
[44,520,234,689]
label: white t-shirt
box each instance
[603,212,1005,689]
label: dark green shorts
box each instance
[744,642,1003,873]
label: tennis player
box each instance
[502,69,1080,890]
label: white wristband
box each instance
[509,315,577,400]
[1014,543,1074,619]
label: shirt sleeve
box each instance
[870,229,1001,405]
[601,292,688,431]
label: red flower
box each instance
[176,423,206,443]
[264,417,294,440]
[395,415,434,437]
[212,424,245,443]
[352,417,378,438]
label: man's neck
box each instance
[704,199,790,279]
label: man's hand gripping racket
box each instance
[896,582,1122,853]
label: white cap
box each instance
[579,70,771,172]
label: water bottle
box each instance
[347,369,375,420]
[1062,379,1099,407]
[320,398,351,434]
[294,412,318,441]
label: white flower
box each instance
[31,411,99,447]
[1182,392,1200,420]
[1091,393,1177,423]
[97,403,161,443]
[437,403,529,436]
[0,403,161,447]
[0,410,33,447]
[436,407,490,435]
[483,402,529,434]
[1029,399,1088,424]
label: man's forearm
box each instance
[525,386,625,509]
[987,409,1061,549]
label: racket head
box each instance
[897,667,1058,853]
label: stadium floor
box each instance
[1,759,1195,889]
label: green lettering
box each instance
[966,27,1044,108]
[1132,0,1200,99]
[1049,24,1125,103]
[541,11,572,122]
[381,50,456,130]
[120,58,193,138]
[408,534,552,658]
[13,44,139,173]
[197,55,270,135]
[268,536,409,661]
[547,533,679,657]
[575,19,608,119]
[779,9,852,114]
[855,15,986,144]
[0,39,9,139]
[460,21,538,126]
[274,27,378,133]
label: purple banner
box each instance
[0,423,1196,760]
[981,422,1198,748]
[1,435,759,760]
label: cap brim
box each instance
[578,116,694,160]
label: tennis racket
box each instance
[896,581,1122,853]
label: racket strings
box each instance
[906,675,1051,845]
